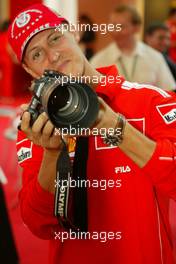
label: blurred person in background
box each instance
[145,23,176,81]
[166,8,176,63]
[91,5,176,91]
[79,14,96,60]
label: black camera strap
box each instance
[54,139,77,231]
[54,137,88,232]
[72,137,88,232]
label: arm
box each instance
[38,149,60,193]
[95,95,176,199]
[21,111,62,193]
[17,111,63,239]
[119,121,156,167]
[94,97,156,167]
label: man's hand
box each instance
[20,104,63,193]
[20,105,62,150]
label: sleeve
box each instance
[155,53,176,91]
[16,131,62,239]
[141,92,176,200]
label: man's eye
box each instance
[33,52,41,60]
[51,35,61,43]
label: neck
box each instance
[116,38,137,54]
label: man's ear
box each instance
[22,63,40,79]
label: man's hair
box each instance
[146,23,169,36]
[113,5,142,25]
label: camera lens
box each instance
[52,86,71,111]
[47,84,89,127]
[32,72,99,130]
[57,87,73,113]
[41,76,99,130]
[55,87,79,117]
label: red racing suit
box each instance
[16,66,176,264]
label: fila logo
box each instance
[17,147,32,164]
[115,166,131,174]
[156,103,176,124]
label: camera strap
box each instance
[54,139,77,231]
[72,137,88,232]
[54,137,88,232]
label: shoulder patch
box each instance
[156,103,176,124]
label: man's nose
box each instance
[47,50,60,64]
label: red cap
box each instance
[8,4,67,62]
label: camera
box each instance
[26,70,99,131]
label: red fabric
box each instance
[8,4,67,62]
[10,0,42,20]
[0,32,13,97]
[166,20,176,62]
[0,31,32,98]
[16,66,176,264]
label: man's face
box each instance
[23,27,84,78]
[146,29,170,53]
[109,11,140,42]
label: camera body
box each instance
[27,70,99,130]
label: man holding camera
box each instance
[8,4,176,264]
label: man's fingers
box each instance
[32,112,49,135]
[20,104,29,111]
[21,112,31,132]
[42,120,55,141]
[98,97,106,108]
[19,109,63,149]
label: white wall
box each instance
[43,0,78,24]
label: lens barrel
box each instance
[40,72,99,130]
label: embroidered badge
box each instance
[156,103,176,124]
[16,12,31,28]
